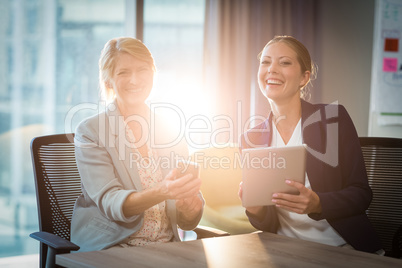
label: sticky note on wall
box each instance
[383,58,398,72]
[384,38,399,52]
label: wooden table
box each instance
[56,232,402,268]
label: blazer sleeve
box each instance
[309,105,372,221]
[74,117,140,223]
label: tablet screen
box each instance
[241,145,306,207]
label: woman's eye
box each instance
[280,61,291,65]
[261,61,271,65]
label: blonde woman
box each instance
[71,37,203,251]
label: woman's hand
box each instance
[271,180,322,214]
[123,169,201,218]
[176,196,203,222]
[171,169,203,223]
[159,169,201,200]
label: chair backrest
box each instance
[31,133,81,264]
[359,137,402,257]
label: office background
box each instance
[0,0,401,260]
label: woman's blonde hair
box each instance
[258,35,317,100]
[99,37,156,102]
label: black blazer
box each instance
[241,99,382,253]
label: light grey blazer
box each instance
[71,101,203,252]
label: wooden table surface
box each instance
[56,232,402,268]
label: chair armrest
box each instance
[193,225,230,239]
[30,231,80,268]
[30,231,80,251]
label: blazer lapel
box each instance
[106,101,142,191]
[301,100,325,190]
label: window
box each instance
[144,0,207,151]
[0,0,205,258]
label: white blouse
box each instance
[271,118,346,247]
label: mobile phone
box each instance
[177,160,200,179]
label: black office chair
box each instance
[359,137,402,258]
[30,133,81,268]
[30,133,228,268]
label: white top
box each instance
[271,118,346,247]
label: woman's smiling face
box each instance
[108,52,154,108]
[258,42,310,104]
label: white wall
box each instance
[368,0,402,138]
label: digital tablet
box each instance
[241,145,307,207]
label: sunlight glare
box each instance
[149,73,213,151]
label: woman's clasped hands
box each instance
[160,169,203,220]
